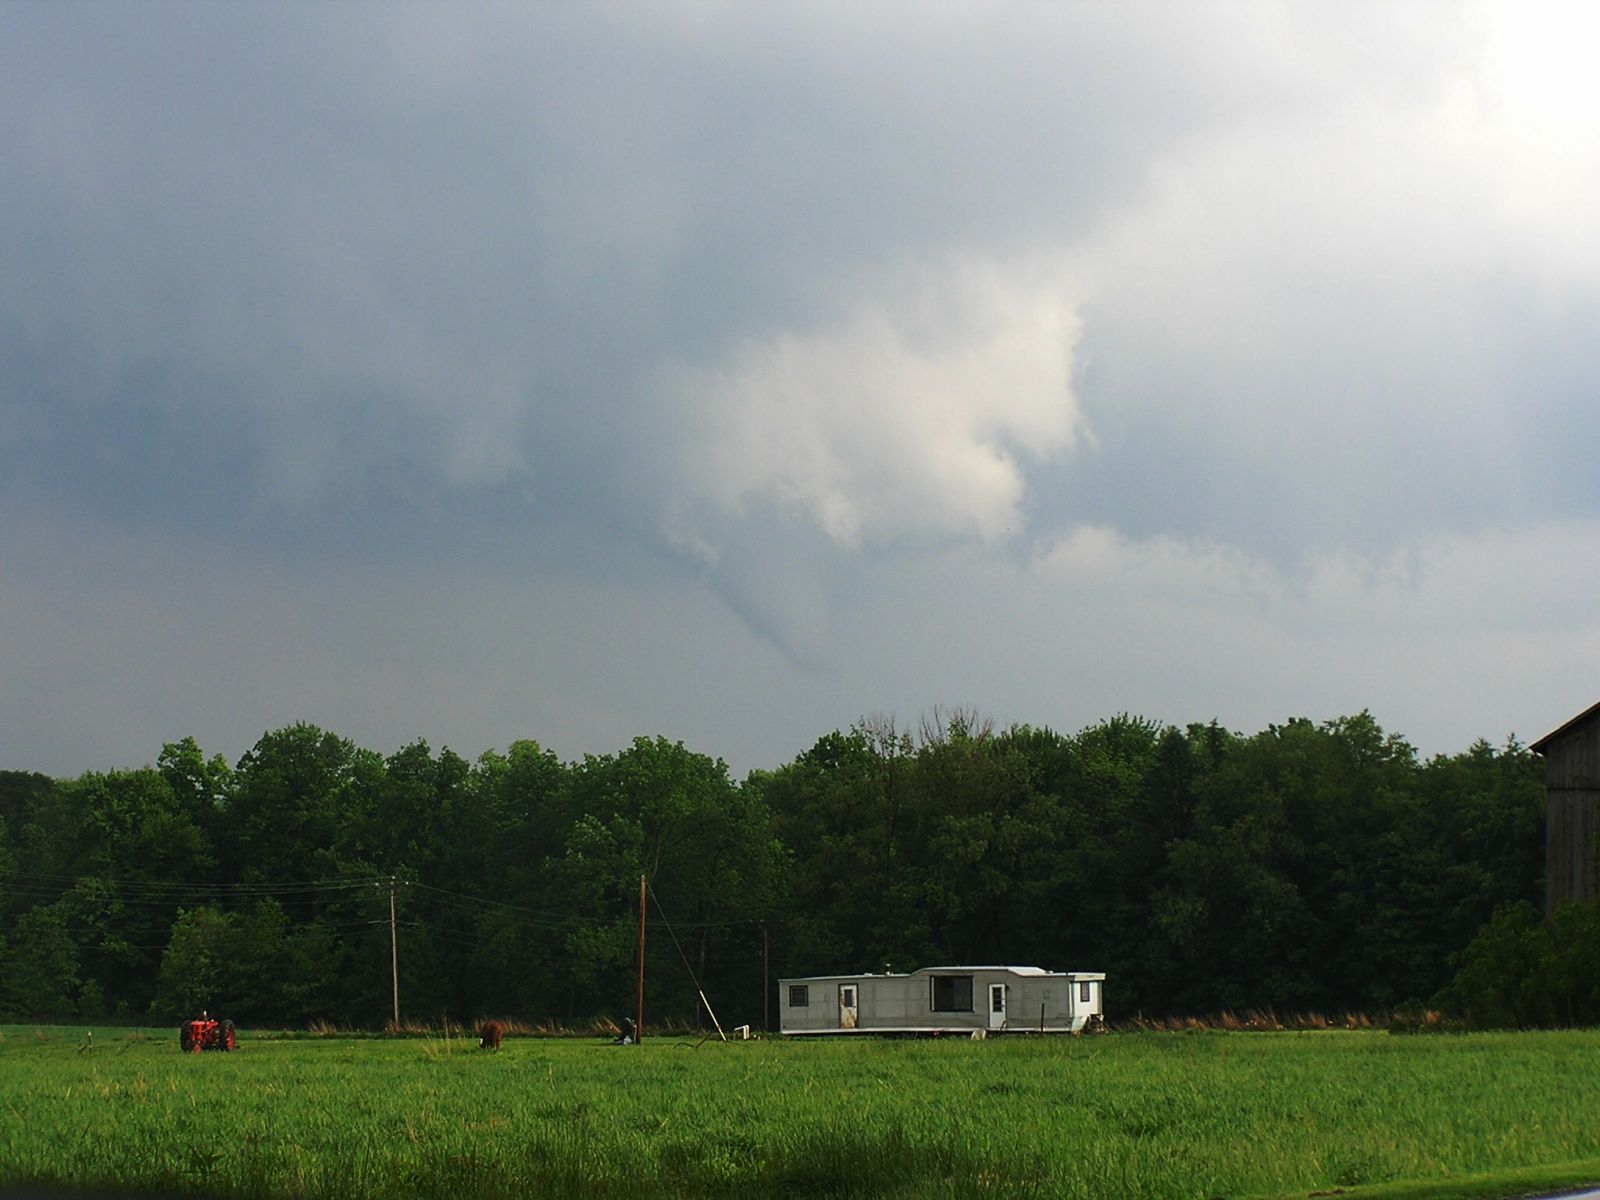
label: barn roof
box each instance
[1531,698,1600,753]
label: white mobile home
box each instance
[779,965,1104,1036]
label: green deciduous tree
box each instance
[151,906,235,1019]
[226,724,365,887]
[0,708,1553,1027]
[2,904,80,1018]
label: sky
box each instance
[5,2,1600,778]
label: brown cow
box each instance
[477,1020,505,1050]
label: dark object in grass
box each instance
[1386,1007,1468,1035]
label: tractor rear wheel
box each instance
[222,1021,236,1051]
[180,1024,193,1053]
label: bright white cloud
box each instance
[1475,2,1600,277]
[664,259,1085,553]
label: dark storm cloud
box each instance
[0,3,1270,549]
[5,2,1600,774]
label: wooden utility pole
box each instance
[389,876,400,1031]
[635,874,646,1043]
[763,923,770,1031]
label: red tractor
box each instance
[179,1012,236,1052]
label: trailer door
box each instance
[988,983,1007,1030]
[839,984,858,1029]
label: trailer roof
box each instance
[779,965,1103,982]
[916,965,1049,975]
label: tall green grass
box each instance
[3,1025,1598,1199]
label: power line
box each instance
[405,881,609,927]
[66,919,395,952]
[3,868,779,939]
[4,868,387,892]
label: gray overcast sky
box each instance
[5,1,1600,776]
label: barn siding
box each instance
[1541,717,1600,789]
[1547,791,1600,911]
[1535,705,1600,914]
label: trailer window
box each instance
[1079,981,1091,1003]
[930,975,974,1012]
[789,985,809,1008]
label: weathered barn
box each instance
[1532,701,1600,913]
[778,965,1104,1036]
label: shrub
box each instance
[1439,899,1600,1028]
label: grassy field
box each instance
[3,1025,1600,1199]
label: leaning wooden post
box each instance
[636,874,646,1043]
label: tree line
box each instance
[0,710,1553,1028]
